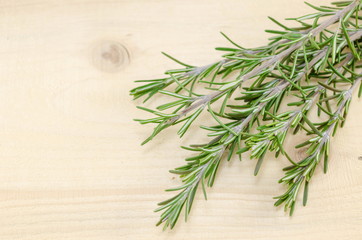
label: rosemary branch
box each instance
[131,0,362,229]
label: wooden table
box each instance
[0,0,361,239]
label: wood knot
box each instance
[91,40,130,73]
[295,148,306,162]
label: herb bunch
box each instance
[131,0,362,230]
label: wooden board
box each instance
[0,0,361,239]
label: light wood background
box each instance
[0,0,361,239]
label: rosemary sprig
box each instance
[275,77,361,214]
[131,0,362,230]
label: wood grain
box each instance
[0,0,361,239]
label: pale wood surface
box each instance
[0,0,361,239]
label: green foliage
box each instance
[130,0,362,230]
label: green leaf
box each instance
[220,31,244,49]
[219,80,239,91]
[159,90,192,100]
[209,104,237,136]
[302,113,323,137]
[178,107,204,137]
[327,61,354,84]
[303,181,309,206]
[304,1,335,12]
[340,22,360,60]
[268,16,294,31]
[254,150,267,176]
[162,52,194,68]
